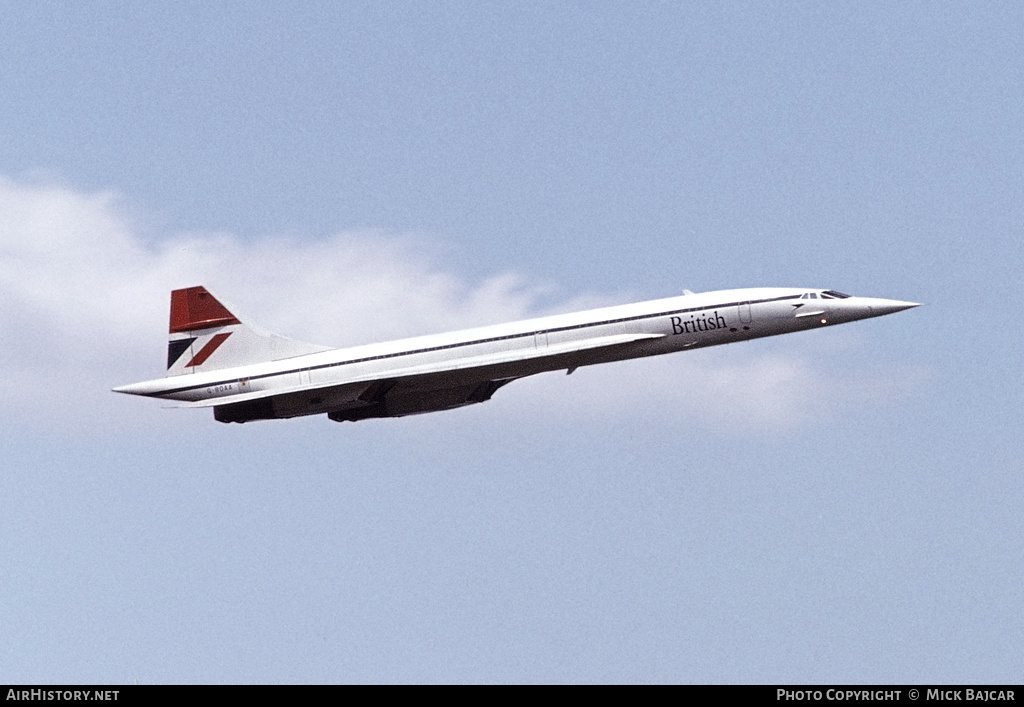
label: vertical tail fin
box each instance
[166,286,328,376]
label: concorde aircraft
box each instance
[113,286,918,423]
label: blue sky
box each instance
[1,2,1021,683]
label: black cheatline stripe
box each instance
[161,295,800,397]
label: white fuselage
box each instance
[115,287,918,422]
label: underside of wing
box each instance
[184,331,666,423]
[205,373,520,423]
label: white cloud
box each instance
[0,175,925,434]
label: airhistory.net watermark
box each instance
[6,691,118,701]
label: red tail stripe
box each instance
[186,333,232,368]
[170,287,241,333]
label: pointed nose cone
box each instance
[872,299,921,315]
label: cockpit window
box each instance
[821,290,851,299]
